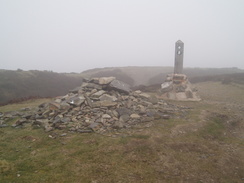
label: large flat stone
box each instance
[91,90,106,97]
[98,77,115,85]
[99,94,117,102]
[67,96,85,106]
[82,83,102,90]
[109,80,131,94]
[92,101,117,108]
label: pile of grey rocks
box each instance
[1,77,181,133]
[161,74,201,101]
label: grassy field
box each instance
[0,82,244,183]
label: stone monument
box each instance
[174,40,184,74]
[160,40,200,101]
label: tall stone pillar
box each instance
[174,40,184,74]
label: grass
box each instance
[0,98,51,113]
[195,81,244,104]
[0,82,244,182]
[198,115,226,140]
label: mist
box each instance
[1,0,244,72]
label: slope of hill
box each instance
[0,70,83,105]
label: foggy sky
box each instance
[1,0,244,73]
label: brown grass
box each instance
[0,82,244,182]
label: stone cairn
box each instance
[0,77,186,134]
[160,74,200,101]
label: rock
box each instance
[83,96,92,108]
[89,89,97,95]
[138,105,146,114]
[102,114,111,119]
[92,101,117,108]
[0,124,8,128]
[4,113,13,119]
[71,117,78,122]
[54,98,62,103]
[130,114,140,119]
[134,90,142,94]
[113,121,124,129]
[148,95,158,104]
[12,76,177,134]
[49,102,61,111]
[35,114,42,119]
[175,85,186,92]
[61,117,71,123]
[77,129,93,133]
[89,77,100,84]
[167,92,176,100]
[161,81,173,93]
[22,113,32,119]
[119,114,130,122]
[185,90,193,98]
[139,93,151,99]
[89,122,101,131]
[92,90,106,97]
[41,110,50,118]
[161,114,170,119]
[84,83,102,90]
[53,117,61,124]
[160,74,201,101]
[111,110,119,118]
[146,110,155,117]
[60,102,71,111]
[176,92,187,100]
[109,80,131,94]
[98,77,115,85]
[21,107,31,111]
[34,119,49,126]
[0,120,4,125]
[56,124,66,130]
[141,117,154,122]
[12,119,27,127]
[99,94,117,102]
[95,118,103,123]
[39,103,48,108]
[67,96,85,106]
[44,125,53,132]
[117,107,131,116]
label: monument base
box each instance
[160,74,200,101]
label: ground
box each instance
[0,81,243,183]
